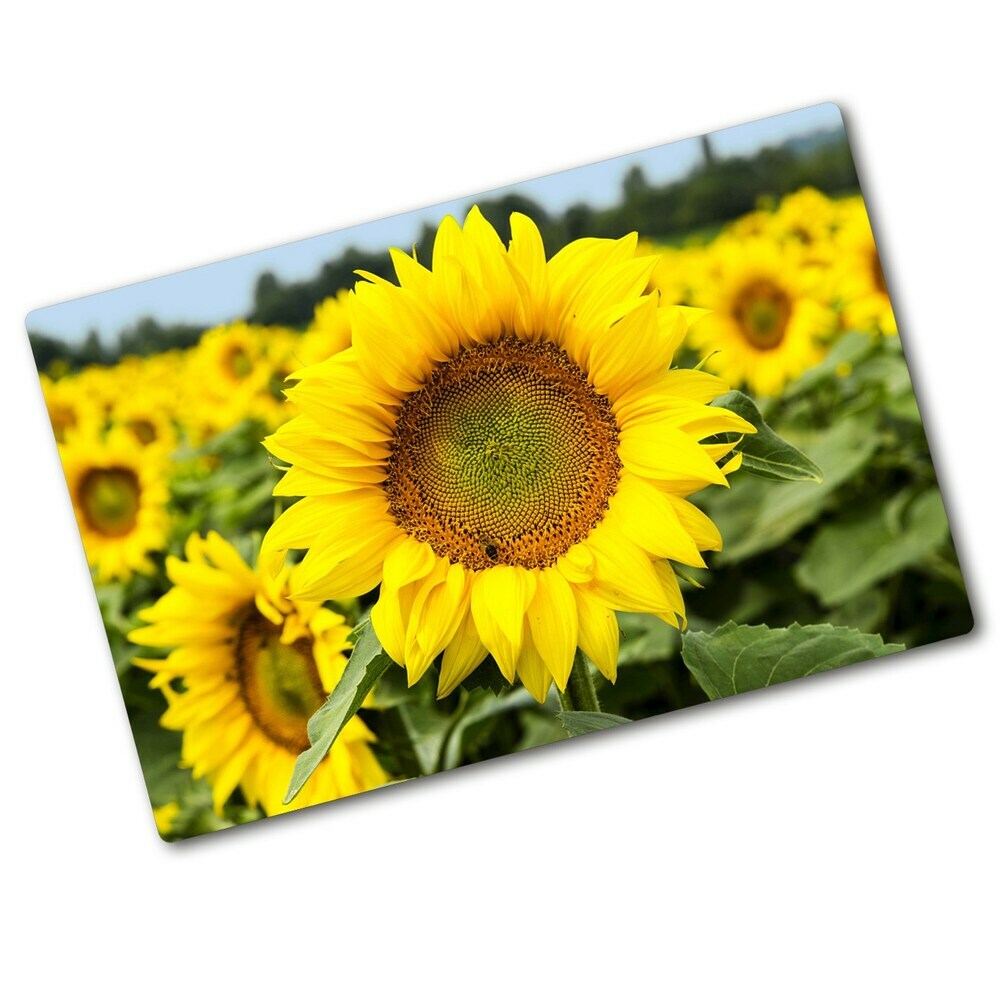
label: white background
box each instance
[1,3,996,997]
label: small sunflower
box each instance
[109,393,179,453]
[260,208,753,703]
[687,236,835,397]
[40,373,101,443]
[770,187,838,259]
[832,202,897,335]
[130,532,387,816]
[60,426,170,582]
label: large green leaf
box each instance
[795,489,951,606]
[711,390,823,482]
[557,711,631,736]
[284,619,394,804]
[704,411,880,564]
[681,621,904,700]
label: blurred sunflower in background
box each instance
[686,237,836,397]
[40,372,101,443]
[260,207,753,703]
[60,426,170,582]
[832,200,897,335]
[300,289,353,366]
[130,532,386,817]
[109,392,179,453]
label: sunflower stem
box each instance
[564,650,601,713]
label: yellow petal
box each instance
[585,522,672,615]
[666,495,723,552]
[404,561,468,684]
[469,565,537,682]
[608,473,706,567]
[515,632,552,703]
[586,296,668,398]
[618,418,728,488]
[289,521,400,602]
[526,568,577,691]
[575,586,620,682]
[438,608,488,698]
[653,561,685,628]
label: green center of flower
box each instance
[733,280,792,350]
[387,339,621,571]
[234,610,326,754]
[78,466,141,537]
[227,345,253,380]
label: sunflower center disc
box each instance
[387,339,622,571]
[227,345,253,380]
[234,610,326,755]
[127,418,158,445]
[733,280,792,350]
[79,466,141,537]
[870,249,887,294]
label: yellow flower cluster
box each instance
[41,297,352,582]
[648,190,896,397]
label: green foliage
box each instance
[557,711,631,736]
[796,490,950,606]
[170,420,280,539]
[706,411,880,564]
[29,318,204,373]
[285,619,394,804]
[682,622,905,700]
[711,390,824,482]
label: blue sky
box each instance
[30,103,844,345]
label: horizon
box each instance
[29,103,845,346]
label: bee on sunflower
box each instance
[257,208,754,704]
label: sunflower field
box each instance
[36,186,970,840]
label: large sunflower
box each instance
[60,426,170,582]
[687,236,835,398]
[260,208,754,703]
[130,532,387,817]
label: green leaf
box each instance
[795,489,952,606]
[711,390,824,482]
[681,622,904,700]
[284,619,394,804]
[440,687,540,770]
[785,330,878,395]
[616,611,680,666]
[557,711,631,736]
[458,655,514,696]
[704,411,881,564]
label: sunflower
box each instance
[831,202,897,335]
[300,290,353,366]
[109,393,179,453]
[130,532,387,816]
[40,373,101,443]
[769,187,838,259]
[260,208,753,703]
[60,426,170,582]
[687,236,835,398]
